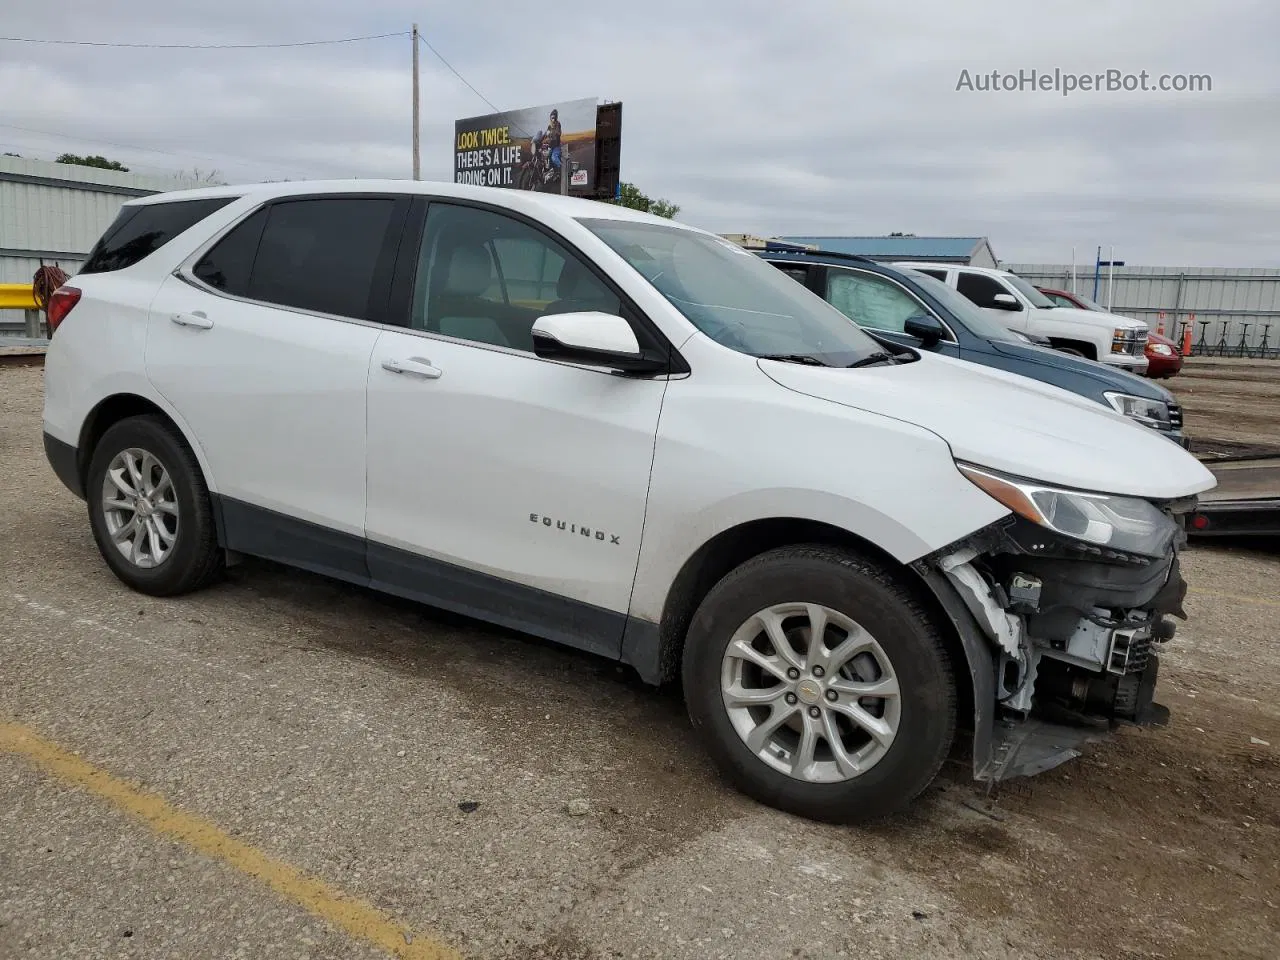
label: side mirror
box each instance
[903,314,946,347]
[531,312,667,375]
[991,293,1022,311]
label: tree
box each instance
[56,153,129,172]
[606,181,679,219]
[888,231,916,237]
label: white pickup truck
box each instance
[896,262,1149,375]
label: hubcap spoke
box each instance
[757,610,803,670]
[830,700,895,747]
[103,494,135,515]
[108,467,137,498]
[745,702,800,753]
[823,629,877,675]
[139,453,163,496]
[111,515,140,544]
[820,711,860,778]
[792,714,820,778]
[123,451,145,494]
[828,675,899,700]
[723,680,787,708]
[726,638,791,683]
[149,517,175,551]
[802,603,828,665]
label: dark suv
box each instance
[759,250,1187,446]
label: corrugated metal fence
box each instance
[1,157,209,333]
[1006,263,1280,358]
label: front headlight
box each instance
[1104,391,1172,429]
[1149,343,1174,356]
[957,463,1178,557]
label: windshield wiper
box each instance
[757,353,830,366]
[846,352,895,368]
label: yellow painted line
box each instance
[1187,589,1280,609]
[0,722,462,960]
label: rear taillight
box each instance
[46,286,82,334]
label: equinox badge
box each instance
[529,513,621,545]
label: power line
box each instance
[0,31,407,50]
[417,34,500,114]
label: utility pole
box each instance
[411,23,420,180]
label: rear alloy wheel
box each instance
[683,545,956,824]
[86,415,224,596]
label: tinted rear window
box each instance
[79,197,237,274]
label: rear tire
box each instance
[682,545,956,824]
[86,415,224,597]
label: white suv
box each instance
[897,262,1150,374]
[42,180,1214,823]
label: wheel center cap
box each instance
[136,499,153,518]
[796,679,822,705]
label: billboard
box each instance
[454,97,614,197]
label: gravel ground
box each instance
[1,363,1277,960]
[1172,358,1280,457]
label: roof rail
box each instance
[755,248,880,266]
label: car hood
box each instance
[987,338,1174,401]
[758,352,1215,500]
[1038,305,1147,331]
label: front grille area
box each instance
[1112,329,1147,356]
[1167,402,1184,431]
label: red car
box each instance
[1036,287,1182,379]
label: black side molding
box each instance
[214,493,630,662]
[44,432,83,500]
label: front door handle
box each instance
[171,311,213,329]
[381,357,442,380]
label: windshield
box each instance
[1074,293,1107,312]
[1005,274,1057,309]
[577,218,884,366]
[902,269,1025,343]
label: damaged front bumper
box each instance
[912,503,1194,783]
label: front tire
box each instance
[682,545,957,824]
[86,415,224,597]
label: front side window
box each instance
[1004,274,1057,309]
[825,269,931,334]
[410,203,622,352]
[578,218,883,367]
[904,270,1024,342]
[80,197,236,274]
[957,271,1015,309]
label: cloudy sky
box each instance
[2,0,1277,266]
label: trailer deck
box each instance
[1189,455,1280,537]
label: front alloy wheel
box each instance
[722,603,901,783]
[683,545,957,824]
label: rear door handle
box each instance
[381,357,442,380]
[171,311,213,329]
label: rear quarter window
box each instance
[79,197,238,274]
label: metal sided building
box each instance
[0,155,210,284]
